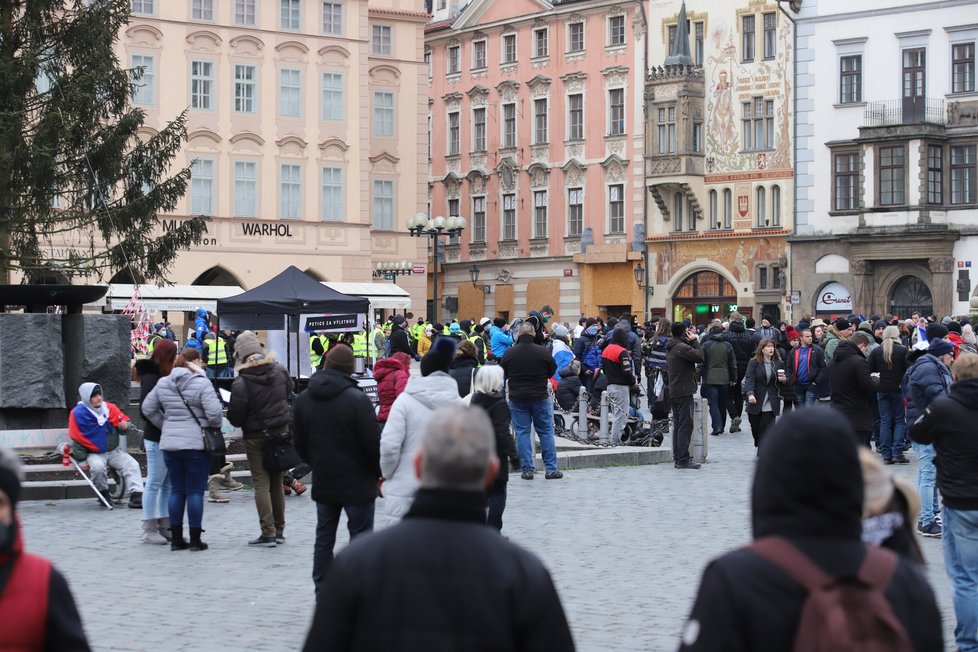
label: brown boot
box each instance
[219,463,244,491]
[207,474,230,503]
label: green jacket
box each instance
[823,330,842,366]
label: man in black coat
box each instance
[303,405,575,652]
[723,316,754,432]
[828,331,879,446]
[679,409,942,652]
[294,345,381,598]
[387,314,413,358]
[666,322,703,469]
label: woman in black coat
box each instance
[448,340,480,398]
[468,365,519,530]
[743,338,785,450]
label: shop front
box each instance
[814,281,853,319]
[671,271,740,324]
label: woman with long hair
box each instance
[469,365,519,530]
[743,338,784,450]
[868,325,910,464]
[134,340,178,544]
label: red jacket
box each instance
[374,353,411,422]
[0,519,51,651]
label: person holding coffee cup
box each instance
[743,338,785,451]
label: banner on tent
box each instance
[303,314,363,332]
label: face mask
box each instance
[543,316,550,324]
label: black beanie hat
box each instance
[671,323,688,338]
[421,337,457,376]
[927,323,949,341]
[745,318,756,329]
[833,318,850,331]
[459,319,472,333]
[493,317,506,328]
[324,345,355,375]
[947,321,962,334]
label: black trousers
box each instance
[728,368,746,419]
[671,395,694,465]
[748,411,776,449]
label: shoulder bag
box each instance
[173,381,227,455]
[243,375,302,473]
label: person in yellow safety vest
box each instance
[371,323,387,361]
[459,319,485,366]
[410,318,425,356]
[203,332,232,378]
[309,332,330,371]
[352,330,368,359]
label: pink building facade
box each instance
[426,0,648,322]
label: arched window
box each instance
[772,185,782,226]
[709,190,718,229]
[723,189,732,228]
[756,186,766,227]
[674,191,684,231]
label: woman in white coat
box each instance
[380,338,463,524]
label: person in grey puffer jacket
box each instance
[380,337,463,525]
[142,355,224,552]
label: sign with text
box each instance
[412,265,426,275]
[816,282,852,312]
[304,314,360,332]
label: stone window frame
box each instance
[607,182,625,235]
[833,37,868,108]
[471,39,487,71]
[924,142,944,206]
[828,145,863,215]
[950,140,978,206]
[471,195,487,243]
[876,142,908,208]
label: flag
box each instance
[121,288,152,357]
[917,323,928,344]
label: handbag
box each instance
[242,376,301,473]
[173,383,227,455]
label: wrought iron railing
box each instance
[863,98,946,127]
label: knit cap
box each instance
[234,331,263,364]
[420,337,457,376]
[324,345,355,375]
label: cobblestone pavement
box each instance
[18,411,954,651]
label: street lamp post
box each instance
[373,260,413,281]
[633,263,655,298]
[406,212,466,323]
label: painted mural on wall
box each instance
[705,4,793,174]
[651,236,785,286]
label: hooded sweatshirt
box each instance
[68,383,129,456]
[678,409,943,652]
[380,372,463,502]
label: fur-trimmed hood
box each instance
[234,351,277,372]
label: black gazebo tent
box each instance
[216,266,369,374]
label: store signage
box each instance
[160,219,295,242]
[959,260,972,268]
[412,265,426,275]
[563,269,573,277]
[816,282,852,311]
[305,314,359,332]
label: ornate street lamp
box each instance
[373,260,413,280]
[407,212,465,323]
[634,262,654,296]
[469,263,480,287]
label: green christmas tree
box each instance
[0,0,207,285]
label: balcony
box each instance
[863,98,946,127]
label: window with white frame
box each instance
[192,0,213,21]
[673,192,683,231]
[447,111,460,156]
[373,91,395,137]
[771,184,781,226]
[951,145,977,205]
[322,2,342,35]
[609,184,624,234]
[879,145,905,206]
[568,94,584,140]
[234,64,257,114]
[473,107,486,152]
[321,167,343,221]
[321,73,343,121]
[709,190,718,228]
[372,180,394,229]
[953,43,976,94]
[840,55,862,104]
[534,28,549,58]
[472,196,486,242]
[756,186,766,227]
[472,41,486,69]
[534,99,548,144]
[132,0,154,15]
[657,106,676,154]
[190,60,214,110]
[608,15,625,47]
[424,51,432,79]
[693,122,703,152]
[502,194,517,240]
[233,161,257,217]
[502,103,516,148]
[723,189,732,228]
[235,0,256,25]
[742,97,774,150]
[447,199,460,244]
[279,69,302,117]
[131,54,155,106]
[372,25,392,56]
[448,46,460,74]
[502,34,517,64]
[281,0,300,30]
[280,164,302,219]
[763,13,776,59]
[533,190,548,238]
[568,188,583,236]
[569,22,584,52]
[608,88,625,136]
[190,159,214,216]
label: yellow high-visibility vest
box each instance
[309,334,329,369]
[353,332,368,357]
[210,336,229,366]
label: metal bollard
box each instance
[578,386,589,440]
[599,391,611,444]
[689,398,710,464]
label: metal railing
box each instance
[863,98,946,127]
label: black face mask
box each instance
[0,519,15,555]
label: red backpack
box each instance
[749,536,913,652]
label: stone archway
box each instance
[873,262,933,318]
[192,265,243,287]
[670,269,739,324]
[889,275,934,319]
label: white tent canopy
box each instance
[104,284,243,312]
[322,282,411,310]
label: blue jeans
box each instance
[703,384,729,433]
[795,384,817,407]
[509,399,558,474]
[943,507,978,651]
[163,449,210,528]
[142,440,171,521]
[876,392,906,460]
[313,501,375,598]
[913,442,941,526]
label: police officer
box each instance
[309,332,330,371]
[352,328,368,362]
[459,319,485,366]
[203,332,232,378]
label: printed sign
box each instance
[412,265,426,275]
[305,314,360,332]
[816,282,852,312]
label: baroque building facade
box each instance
[425,0,648,323]
[644,0,795,324]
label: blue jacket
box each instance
[904,354,952,424]
[489,326,513,359]
[184,337,202,353]
[195,308,209,341]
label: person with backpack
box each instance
[678,408,943,652]
[574,322,603,393]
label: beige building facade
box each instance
[41,0,430,319]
